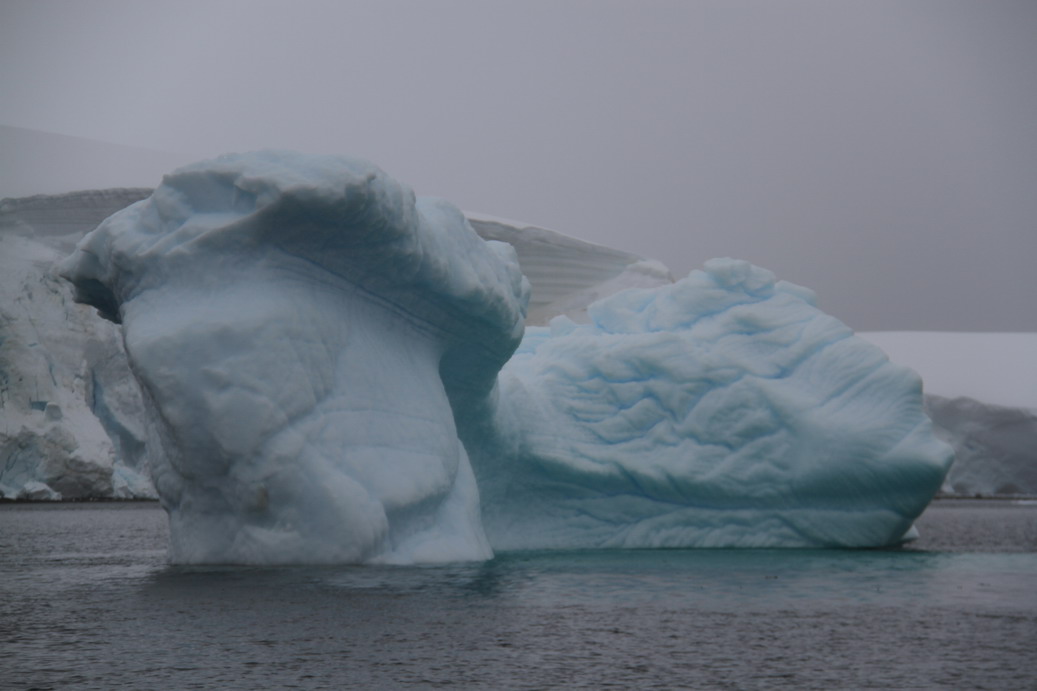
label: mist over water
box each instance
[1,501,1035,690]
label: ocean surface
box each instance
[1,500,1035,690]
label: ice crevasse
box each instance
[59,151,953,564]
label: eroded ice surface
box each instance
[472,260,954,549]
[60,152,953,563]
[860,332,1037,496]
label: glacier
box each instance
[0,189,155,500]
[58,151,953,563]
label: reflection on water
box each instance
[167,547,1028,612]
[1,500,1035,690]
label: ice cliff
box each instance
[58,151,953,563]
[0,190,154,500]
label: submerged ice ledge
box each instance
[60,151,953,564]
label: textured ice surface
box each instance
[472,260,954,549]
[60,152,952,563]
[61,152,527,563]
[467,213,673,325]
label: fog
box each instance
[2,0,1035,330]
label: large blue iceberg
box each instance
[59,151,953,563]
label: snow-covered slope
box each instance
[0,124,192,199]
[0,189,154,499]
[0,188,152,242]
[61,152,951,562]
[467,213,673,325]
[860,332,1036,496]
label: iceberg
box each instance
[59,151,953,563]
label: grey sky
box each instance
[2,0,1035,331]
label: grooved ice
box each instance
[480,260,953,549]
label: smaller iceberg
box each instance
[474,259,953,549]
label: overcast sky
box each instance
[2,0,1035,331]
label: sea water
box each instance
[1,500,1034,690]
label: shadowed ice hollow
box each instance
[59,151,953,563]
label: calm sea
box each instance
[1,500,1035,690]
